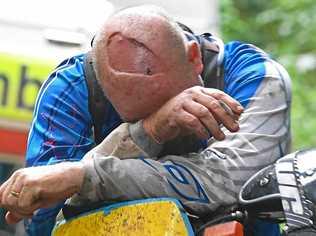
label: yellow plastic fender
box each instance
[52,198,194,236]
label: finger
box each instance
[4,191,40,217]
[201,88,244,115]
[1,171,31,214]
[0,179,10,205]
[192,92,240,132]
[1,176,20,209]
[19,200,42,216]
[5,211,22,224]
[218,100,238,120]
[176,109,210,140]
[18,186,41,212]
[5,211,32,225]
[183,101,225,140]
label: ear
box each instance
[187,41,203,75]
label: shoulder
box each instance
[27,54,92,158]
[42,53,85,90]
[223,41,286,78]
[224,41,269,71]
[223,40,291,82]
[222,41,291,107]
[36,53,87,102]
[32,53,90,122]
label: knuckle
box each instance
[167,119,178,129]
[182,99,192,108]
[23,176,36,187]
[215,92,225,100]
[203,87,217,95]
[183,87,193,95]
[15,169,29,180]
[12,169,22,178]
[184,86,201,95]
[209,101,220,110]
[192,85,202,91]
[198,106,209,117]
[186,117,199,127]
[171,104,182,114]
[28,179,37,187]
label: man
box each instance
[0,5,291,236]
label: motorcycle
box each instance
[52,149,316,236]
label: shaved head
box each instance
[91,5,202,121]
[93,5,187,75]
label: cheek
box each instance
[137,78,163,97]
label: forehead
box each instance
[104,15,182,65]
[107,32,164,75]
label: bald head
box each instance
[92,6,203,121]
[94,5,187,71]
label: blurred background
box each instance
[0,0,315,234]
[221,0,316,149]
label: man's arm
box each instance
[0,52,291,221]
[0,83,244,222]
[0,68,290,221]
[81,122,163,160]
[23,55,97,235]
[74,53,291,214]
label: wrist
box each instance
[143,118,164,144]
[65,162,86,194]
[129,120,163,157]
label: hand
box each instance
[143,86,244,143]
[0,162,84,224]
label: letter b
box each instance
[17,65,42,111]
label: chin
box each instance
[119,112,142,123]
[119,110,151,123]
[121,116,136,123]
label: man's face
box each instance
[97,32,200,121]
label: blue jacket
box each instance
[25,36,286,236]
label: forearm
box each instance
[74,151,240,215]
[82,122,162,161]
[73,75,291,215]
[77,153,226,215]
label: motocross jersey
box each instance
[25,35,291,236]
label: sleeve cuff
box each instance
[76,156,100,202]
[129,121,163,157]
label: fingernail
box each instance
[232,123,239,131]
[218,132,225,140]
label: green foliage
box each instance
[220,0,316,149]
